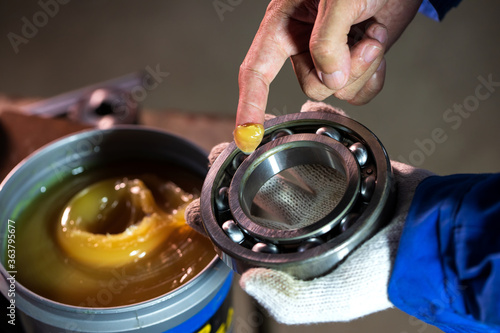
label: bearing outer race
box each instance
[200,112,395,279]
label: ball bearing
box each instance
[200,112,395,279]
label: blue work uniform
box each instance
[389,2,500,331]
[419,0,463,20]
[388,174,500,332]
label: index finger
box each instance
[236,4,299,127]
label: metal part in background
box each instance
[201,112,395,280]
[68,87,138,128]
[21,72,142,128]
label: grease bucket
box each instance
[0,127,233,333]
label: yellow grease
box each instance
[57,178,189,268]
[12,169,215,307]
[234,123,264,154]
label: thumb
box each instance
[240,268,305,324]
[208,142,230,168]
[184,198,207,235]
[310,0,384,90]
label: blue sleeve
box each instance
[419,0,463,20]
[388,174,500,333]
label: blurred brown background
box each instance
[1,1,500,332]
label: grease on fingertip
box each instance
[234,123,264,154]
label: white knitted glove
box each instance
[185,101,434,325]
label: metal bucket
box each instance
[0,126,233,333]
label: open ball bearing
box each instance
[201,112,395,279]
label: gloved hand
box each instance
[185,101,434,325]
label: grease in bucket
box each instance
[8,161,216,307]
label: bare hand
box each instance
[236,0,422,128]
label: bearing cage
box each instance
[201,112,395,279]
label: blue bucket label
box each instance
[194,294,233,333]
[165,272,233,333]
